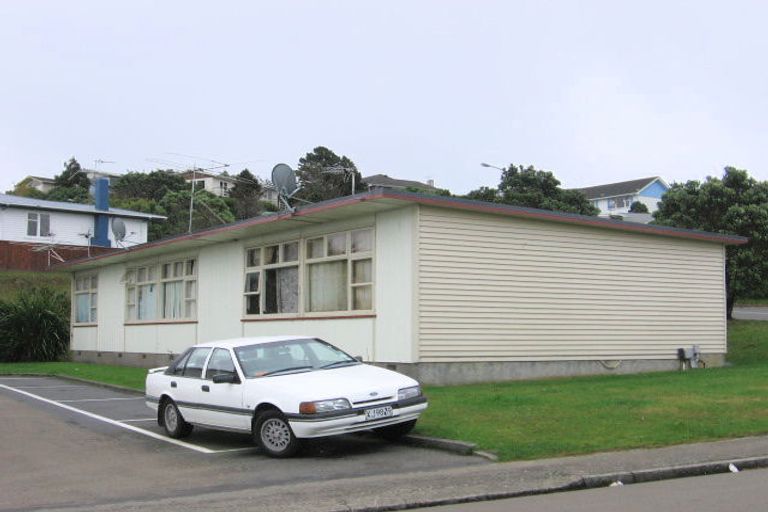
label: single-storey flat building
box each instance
[60,191,745,385]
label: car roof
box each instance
[192,336,316,349]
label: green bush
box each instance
[0,287,70,362]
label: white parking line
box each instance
[15,385,91,390]
[58,397,145,403]
[0,384,216,454]
[117,418,157,423]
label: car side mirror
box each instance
[212,373,240,384]
[354,355,363,362]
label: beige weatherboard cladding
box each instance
[416,205,726,363]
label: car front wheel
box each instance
[162,399,193,439]
[254,410,300,458]
[374,419,417,441]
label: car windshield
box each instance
[234,338,359,378]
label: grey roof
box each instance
[363,174,438,191]
[574,177,662,199]
[0,194,166,220]
[58,190,746,271]
[26,175,56,183]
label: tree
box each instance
[8,179,47,199]
[46,185,91,203]
[53,157,90,189]
[653,167,768,318]
[296,146,366,202]
[157,189,235,238]
[467,164,599,216]
[112,170,187,202]
[228,169,264,220]
[629,201,649,213]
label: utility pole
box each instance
[188,164,196,233]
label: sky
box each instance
[1,0,767,195]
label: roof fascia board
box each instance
[57,190,748,271]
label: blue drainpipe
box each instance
[91,177,111,248]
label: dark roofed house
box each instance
[364,174,440,192]
[573,176,669,217]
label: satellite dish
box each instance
[271,163,301,211]
[112,218,127,242]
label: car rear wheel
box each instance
[162,399,193,439]
[374,419,417,441]
[254,410,300,458]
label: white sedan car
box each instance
[145,336,428,457]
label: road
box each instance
[0,376,486,511]
[425,468,768,511]
[732,306,768,321]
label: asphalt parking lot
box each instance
[0,376,487,511]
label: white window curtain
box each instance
[75,294,90,323]
[308,261,347,312]
[163,281,184,319]
[137,283,157,320]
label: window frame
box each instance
[242,228,375,319]
[73,273,98,325]
[124,257,198,324]
[243,241,301,318]
[26,212,51,237]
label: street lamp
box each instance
[480,162,505,172]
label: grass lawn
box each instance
[736,298,768,307]
[1,320,767,461]
[0,270,69,301]
[0,361,145,390]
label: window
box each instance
[26,212,51,237]
[182,348,211,379]
[74,274,98,323]
[306,229,373,312]
[125,258,197,321]
[243,228,374,317]
[244,242,300,315]
[205,348,237,380]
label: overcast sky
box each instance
[1,1,766,195]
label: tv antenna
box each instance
[94,159,115,170]
[271,163,301,212]
[321,165,358,195]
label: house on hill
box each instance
[59,190,743,385]
[0,188,165,271]
[575,177,669,215]
[364,174,441,193]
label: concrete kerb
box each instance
[347,455,768,512]
[579,455,768,487]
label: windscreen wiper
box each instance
[262,365,314,376]
[320,360,359,369]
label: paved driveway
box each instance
[732,307,768,321]
[0,376,487,511]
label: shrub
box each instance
[0,287,70,362]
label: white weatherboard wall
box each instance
[0,207,149,246]
[72,207,417,364]
[417,205,726,362]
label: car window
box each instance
[234,338,357,377]
[182,348,211,378]
[167,350,191,376]
[205,348,237,380]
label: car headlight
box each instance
[299,398,351,414]
[398,386,422,401]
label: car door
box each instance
[171,347,212,424]
[198,348,249,431]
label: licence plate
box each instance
[364,406,393,421]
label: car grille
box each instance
[352,396,394,406]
